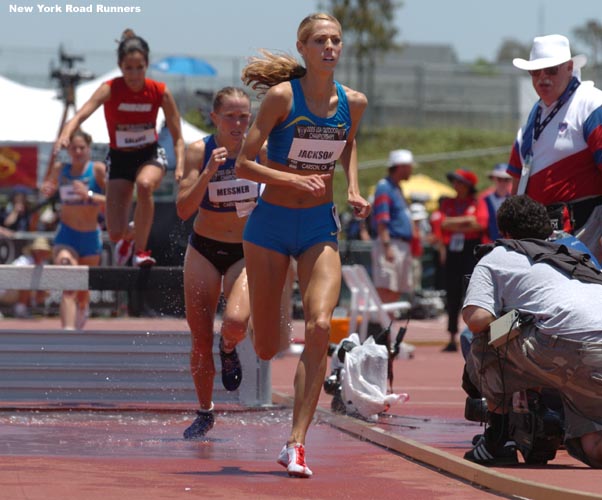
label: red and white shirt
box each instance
[508,79,602,205]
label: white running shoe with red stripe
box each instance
[133,250,156,267]
[277,443,313,478]
[114,239,134,266]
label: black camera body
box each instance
[508,390,564,464]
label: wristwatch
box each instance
[87,190,94,201]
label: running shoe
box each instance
[219,338,242,391]
[183,410,215,439]
[114,239,134,266]
[133,250,156,267]
[464,434,518,466]
[277,443,313,478]
[75,305,89,330]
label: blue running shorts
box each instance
[243,198,340,257]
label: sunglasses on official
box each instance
[528,65,561,77]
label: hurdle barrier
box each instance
[0,265,272,408]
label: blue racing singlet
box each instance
[267,79,350,172]
[199,135,260,212]
[58,161,101,205]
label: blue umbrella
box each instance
[151,56,217,76]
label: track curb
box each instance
[272,391,600,500]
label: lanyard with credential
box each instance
[517,78,580,195]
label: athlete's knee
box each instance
[306,314,331,337]
[221,315,248,344]
[254,337,279,361]
[135,177,157,196]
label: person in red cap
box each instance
[435,168,486,352]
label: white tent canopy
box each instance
[1,68,207,143]
[0,69,207,181]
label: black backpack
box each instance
[476,238,602,285]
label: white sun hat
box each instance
[388,149,415,167]
[513,34,587,71]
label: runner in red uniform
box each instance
[55,29,184,267]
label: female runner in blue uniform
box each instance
[176,87,264,439]
[41,129,106,330]
[236,13,371,477]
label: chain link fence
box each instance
[1,45,539,132]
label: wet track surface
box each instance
[1,317,600,499]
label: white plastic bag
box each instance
[338,334,409,421]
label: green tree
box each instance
[321,0,401,120]
[573,19,602,68]
[495,38,530,64]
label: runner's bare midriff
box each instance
[260,160,335,208]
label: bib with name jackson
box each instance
[268,79,351,172]
[200,135,260,213]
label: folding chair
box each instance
[341,265,367,337]
[341,264,415,370]
[351,264,411,339]
[341,264,412,340]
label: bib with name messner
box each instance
[267,78,351,172]
[58,161,102,205]
[200,135,260,213]
[103,77,165,149]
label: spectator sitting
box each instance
[0,237,52,318]
[1,187,34,232]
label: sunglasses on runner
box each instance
[528,65,561,77]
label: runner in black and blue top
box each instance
[40,129,106,330]
[176,87,264,441]
[237,13,371,478]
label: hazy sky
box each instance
[1,0,601,63]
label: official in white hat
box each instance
[507,34,602,263]
[513,34,586,106]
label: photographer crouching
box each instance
[462,195,602,468]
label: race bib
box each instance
[208,178,259,204]
[59,184,81,203]
[287,125,347,171]
[115,128,155,148]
